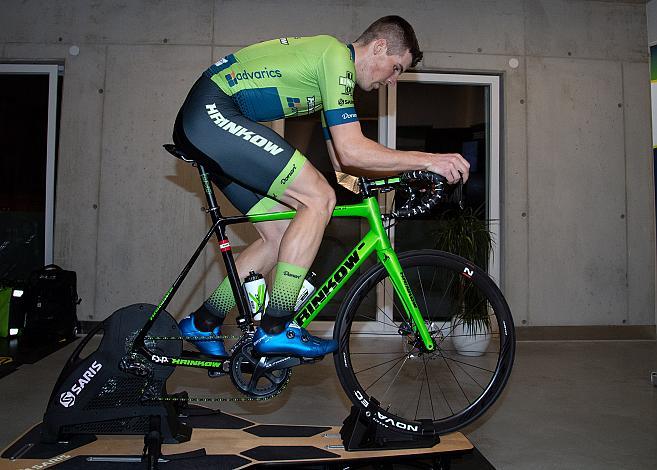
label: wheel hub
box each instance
[400,320,450,357]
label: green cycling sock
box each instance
[268,261,308,316]
[204,276,236,320]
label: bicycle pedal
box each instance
[301,356,323,364]
[182,349,230,360]
[208,369,225,378]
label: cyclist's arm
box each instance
[325,138,343,172]
[321,112,344,172]
[329,121,469,183]
[323,116,404,178]
[326,137,411,179]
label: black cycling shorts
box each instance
[173,76,307,214]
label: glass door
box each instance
[0,64,60,280]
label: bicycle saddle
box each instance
[163,144,195,164]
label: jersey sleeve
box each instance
[317,40,358,130]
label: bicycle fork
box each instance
[377,249,436,352]
[367,196,436,352]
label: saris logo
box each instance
[59,361,103,408]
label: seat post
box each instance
[197,163,223,222]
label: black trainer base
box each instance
[40,303,191,445]
[1,406,490,469]
[340,405,440,451]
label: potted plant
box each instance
[433,204,494,356]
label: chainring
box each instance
[229,336,291,399]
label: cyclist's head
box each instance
[354,16,423,68]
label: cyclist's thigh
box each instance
[176,76,308,211]
[212,172,266,215]
[217,175,292,240]
[275,162,335,211]
[216,175,290,239]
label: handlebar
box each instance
[390,171,447,219]
[359,171,450,220]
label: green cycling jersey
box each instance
[203,35,358,136]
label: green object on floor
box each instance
[0,287,11,338]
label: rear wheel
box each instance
[334,249,515,435]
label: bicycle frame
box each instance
[130,164,436,370]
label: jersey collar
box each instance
[347,43,355,62]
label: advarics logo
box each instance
[225,68,283,87]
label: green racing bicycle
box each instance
[123,144,516,437]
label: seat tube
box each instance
[197,164,250,320]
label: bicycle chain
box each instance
[145,335,242,341]
[141,383,289,404]
[138,334,291,403]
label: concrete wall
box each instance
[649,0,657,44]
[0,0,653,327]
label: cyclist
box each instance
[174,16,470,359]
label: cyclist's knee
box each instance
[283,163,336,223]
[324,187,337,216]
[303,184,335,224]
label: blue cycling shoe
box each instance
[252,321,338,358]
[178,314,228,357]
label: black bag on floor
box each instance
[23,264,80,339]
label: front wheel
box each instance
[334,249,515,435]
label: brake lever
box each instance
[457,182,464,210]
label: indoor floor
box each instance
[0,338,655,469]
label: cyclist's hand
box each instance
[427,153,470,184]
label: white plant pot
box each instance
[451,320,491,357]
